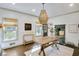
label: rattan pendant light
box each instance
[39,3,48,24]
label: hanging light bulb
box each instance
[39,3,48,24]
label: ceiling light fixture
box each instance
[39,3,48,24]
[32,9,36,12]
[69,3,74,7]
[12,3,15,5]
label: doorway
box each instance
[55,24,65,45]
[42,24,48,36]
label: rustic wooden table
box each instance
[35,36,59,56]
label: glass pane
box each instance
[0,28,2,56]
[3,26,17,41]
[36,24,43,36]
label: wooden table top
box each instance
[35,36,58,45]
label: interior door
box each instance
[55,25,65,45]
[42,24,48,36]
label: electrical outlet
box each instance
[10,42,15,46]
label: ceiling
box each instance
[0,3,79,18]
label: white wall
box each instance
[48,12,79,47]
[0,8,38,49]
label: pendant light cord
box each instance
[42,3,45,10]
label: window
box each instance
[0,25,2,55]
[3,18,18,41]
[35,24,43,36]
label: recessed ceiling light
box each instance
[69,3,74,7]
[31,9,36,12]
[12,3,15,5]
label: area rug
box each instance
[24,44,74,56]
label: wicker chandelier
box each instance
[39,3,48,24]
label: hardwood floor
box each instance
[65,44,79,56]
[3,43,34,56]
[2,43,79,56]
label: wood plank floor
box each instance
[2,43,79,56]
[3,43,34,56]
[65,44,79,56]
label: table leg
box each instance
[39,46,46,56]
[55,44,59,50]
[42,47,46,56]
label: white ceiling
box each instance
[0,3,79,18]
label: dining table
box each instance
[35,36,59,56]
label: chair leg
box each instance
[55,44,59,50]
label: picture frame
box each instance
[68,24,78,33]
[25,23,32,31]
